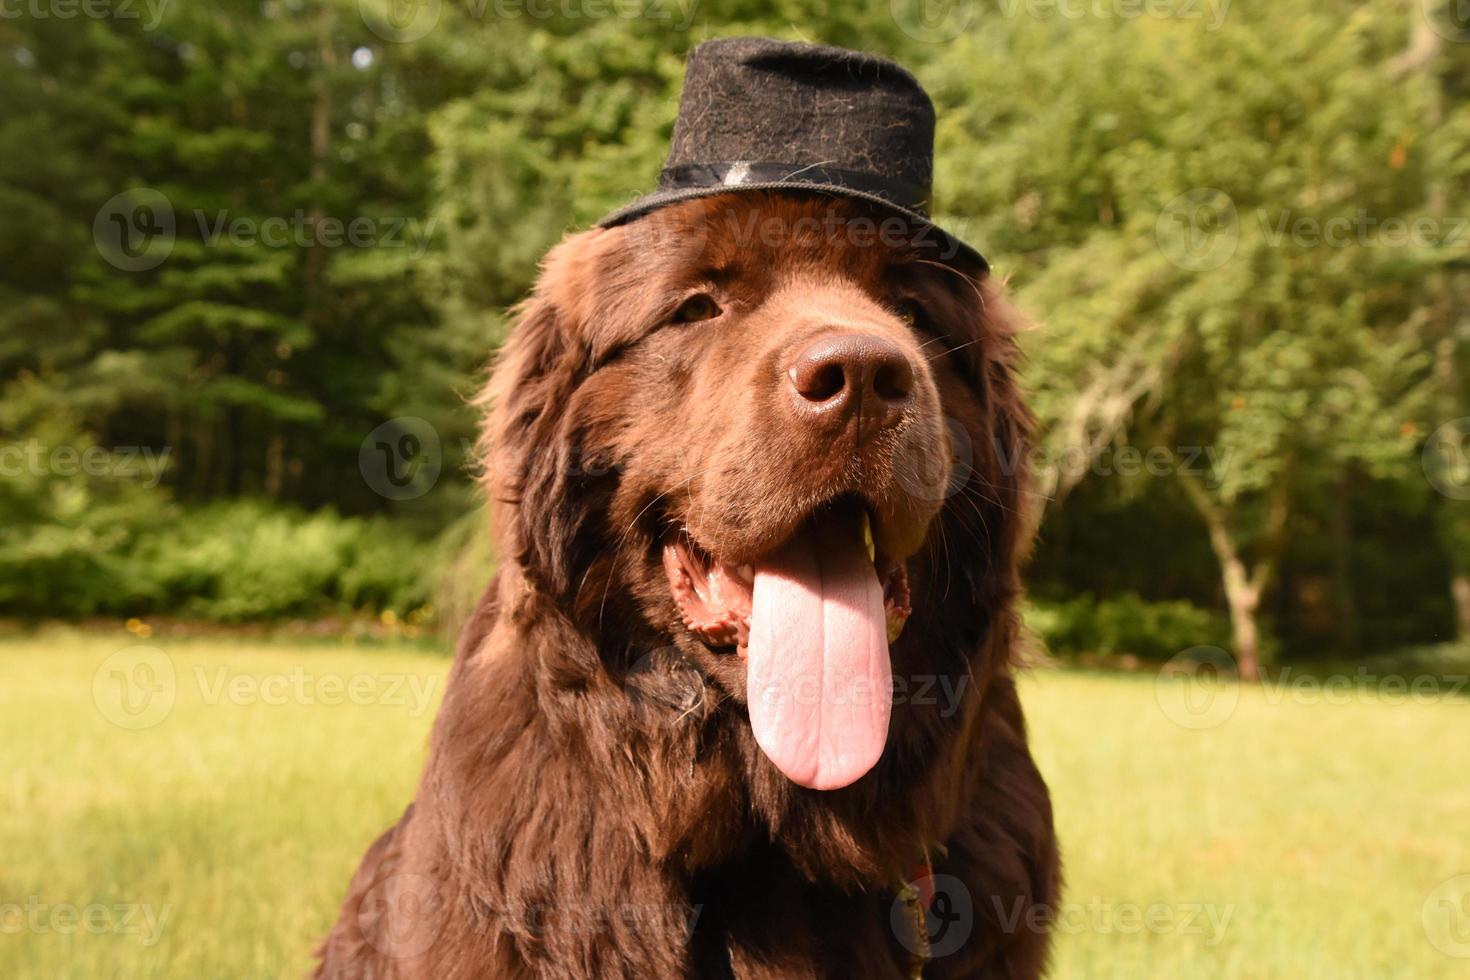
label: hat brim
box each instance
[597,183,987,272]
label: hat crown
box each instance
[596,37,986,270]
[662,38,936,213]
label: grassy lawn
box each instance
[2,631,1467,978]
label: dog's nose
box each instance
[787,333,914,438]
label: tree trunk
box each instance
[1330,471,1360,652]
[305,5,335,308]
[1221,569,1263,682]
[1453,574,1470,641]
[265,432,285,498]
[1179,475,1285,682]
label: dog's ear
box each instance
[973,277,1038,561]
[931,271,1038,635]
[479,235,598,600]
[478,227,665,600]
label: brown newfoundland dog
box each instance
[316,192,1058,978]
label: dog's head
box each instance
[482,192,1032,792]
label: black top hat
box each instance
[599,37,986,270]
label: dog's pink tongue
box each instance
[746,516,891,790]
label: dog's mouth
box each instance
[662,502,913,651]
[661,496,913,791]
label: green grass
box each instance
[2,632,1468,978]
[1030,668,1470,978]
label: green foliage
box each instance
[0,1,1464,655]
[931,8,1438,498]
[2,2,482,512]
[0,491,442,622]
[923,5,1466,659]
[0,376,172,616]
[1028,593,1233,662]
[132,502,435,622]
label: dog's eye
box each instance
[673,294,721,323]
[894,299,926,329]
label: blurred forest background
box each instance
[3,0,1468,677]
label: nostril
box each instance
[873,358,914,402]
[795,361,847,402]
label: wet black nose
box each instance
[787,333,914,440]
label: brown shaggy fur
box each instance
[316,193,1059,979]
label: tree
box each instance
[928,5,1446,675]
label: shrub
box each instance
[0,395,173,618]
[133,502,438,622]
[0,492,453,623]
[1026,593,1233,662]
